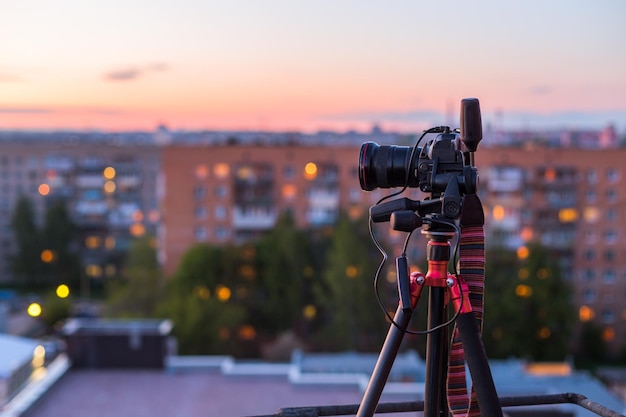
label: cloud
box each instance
[484,109,626,130]
[0,107,53,114]
[322,109,444,123]
[0,106,126,116]
[103,62,169,82]
[104,69,142,81]
[323,108,626,131]
[529,85,552,95]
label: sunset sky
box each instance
[2,1,625,133]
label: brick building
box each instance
[160,142,626,353]
[475,145,626,351]
[0,133,161,285]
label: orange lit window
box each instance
[86,264,103,277]
[518,268,529,280]
[214,163,230,179]
[105,236,116,249]
[103,166,116,180]
[602,327,615,342]
[492,205,505,221]
[129,223,145,237]
[516,246,529,259]
[216,285,231,301]
[195,164,209,179]
[515,284,532,297]
[281,184,297,200]
[132,210,144,222]
[103,180,116,193]
[85,236,101,249]
[38,184,50,196]
[345,265,358,278]
[558,208,578,222]
[520,227,533,242]
[303,305,317,320]
[41,250,54,263]
[579,305,594,321]
[238,325,256,340]
[304,162,318,180]
[583,207,600,223]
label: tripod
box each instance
[357,206,503,417]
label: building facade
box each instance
[0,133,161,286]
[2,130,625,353]
[475,145,626,351]
[160,142,626,353]
[159,144,386,276]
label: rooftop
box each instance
[3,351,624,417]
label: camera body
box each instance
[359,132,478,198]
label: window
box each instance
[584,230,597,243]
[583,289,596,302]
[194,226,207,242]
[580,269,595,282]
[603,269,616,283]
[587,169,597,183]
[194,206,207,219]
[283,166,295,179]
[193,186,206,200]
[213,163,230,179]
[604,230,617,244]
[195,164,209,179]
[215,185,228,198]
[583,249,595,261]
[349,187,362,203]
[606,189,618,203]
[215,206,227,220]
[606,208,617,222]
[607,168,619,183]
[585,189,597,203]
[216,227,229,240]
[601,310,615,324]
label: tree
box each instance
[41,201,81,288]
[253,212,316,338]
[158,243,250,356]
[313,214,387,351]
[10,196,43,287]
[106,235,165,318]
[483,243,575,360]
[575,321,609,368]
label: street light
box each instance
[27,302,42,317]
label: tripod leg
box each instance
[455,312,503,417]
[424,287,448,417]
[357,305,412,417]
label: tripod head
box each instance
[361,98,483,234]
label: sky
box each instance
[1,0,625,133]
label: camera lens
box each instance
[359,142,418,190]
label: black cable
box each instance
[368,126,466,336]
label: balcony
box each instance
[74,200,108,216]
[306,207,338,225]
[75,174,105,188]
[307,189,340,209]
[233,207,277,229]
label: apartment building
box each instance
[159,144,382,276]
[160,142,626,352]
[0,133,160,285]
[475,145,626,351]
[2,130,624,351]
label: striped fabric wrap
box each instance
[446,221,485,416]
